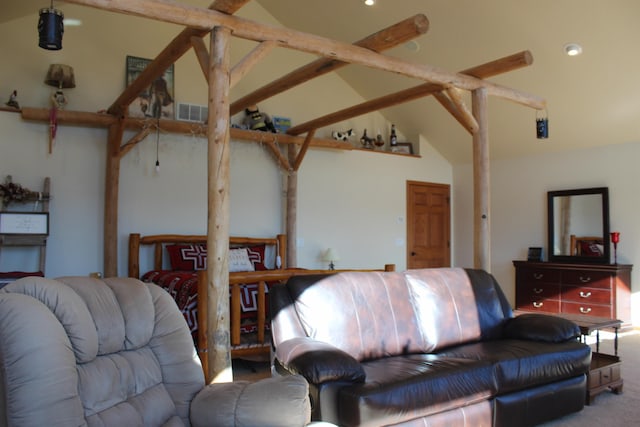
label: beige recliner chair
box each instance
[0,276,311,427]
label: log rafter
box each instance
[66,0,544,110]
[287,51,533,136]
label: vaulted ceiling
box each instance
[4,0,640,164]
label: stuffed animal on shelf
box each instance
[331,129,354,141]
[243,104,276,133]
[5,90,19,109]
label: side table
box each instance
[555,313,623,404]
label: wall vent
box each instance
[177,103,208,123]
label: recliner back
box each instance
[0,276,204,427]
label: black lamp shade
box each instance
[38,8,64,50]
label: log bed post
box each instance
[472,87,490,271]
[206,26,233,383]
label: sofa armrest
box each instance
[276,337,366,384]
[503,313,581,343]
[190,375,311,427]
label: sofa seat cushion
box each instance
[437,339,591,394]
[336,354,495,427]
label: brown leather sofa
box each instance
[270,268,591,427]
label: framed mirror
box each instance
[547,187,610,264]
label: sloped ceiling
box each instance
[4,0,640,164]
[256,0,640,164]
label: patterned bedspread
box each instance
[141,270,269,344]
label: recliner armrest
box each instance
[503,313,581,343]
[190,375,311,427]
[276,337,365,384]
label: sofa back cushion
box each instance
[279,268,512,360]
[286,271,428,360]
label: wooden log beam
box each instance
[293,130,315,172]
[106,0,250,117]
[120,127,154,157]
[230,41,278,89]
[286,145,298,268]
[104,120,124,277]
[21,106,354,151]
[288,51,533,135]
[230,14,430,115]
[206,26,232,383]
[191,36,211,83]
[262,137,291,171]
[472,87,490,271]
[65,0,545,109]
[433,89,479,134]
[21,107,116,127]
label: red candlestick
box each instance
[611,232,620,264]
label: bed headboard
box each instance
[128,233,287,278]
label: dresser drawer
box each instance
[561,301,611,318]
[517,298,560,313]
[517,282,560,300]
[517,268,560,284]
[562,270,612,289]
[562,285,612,305]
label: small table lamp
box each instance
[323,248,340,270]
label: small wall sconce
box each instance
[38,1,64,50]
[536,109,549,139]
[322,248,340,270]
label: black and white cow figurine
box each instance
[331,129,355,141]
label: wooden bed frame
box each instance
[128,232,394,381]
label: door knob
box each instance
[411,252,416,256]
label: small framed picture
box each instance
[527,247,543,262]
[391,142,413,154]
[126,55,175,119]
[0,212,49,235]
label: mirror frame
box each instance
[547,187,610,264]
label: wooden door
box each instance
[406,181,450,269]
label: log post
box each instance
[472,88,490,271]
[286,144,298,268]
[206,26,232,383]
[104,120,123,277]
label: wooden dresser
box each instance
[513,261,632,327]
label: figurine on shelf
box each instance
[5,90,19,109]
[360,129,374,149]
[243,104,277,133]
[331,128,354,141]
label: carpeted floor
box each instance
[234,329,640,426]
[540,328,640,427]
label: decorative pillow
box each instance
[167,244,208,270]
[167,244,266,271]
[229,248,255,272]
[580,241,603,257]
[246,245,267,271]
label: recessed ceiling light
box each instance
[364,0,375,6]
[64,18,83,27]
[564,43,583,56]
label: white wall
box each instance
[453,141,640,325]
[0,4,452,277]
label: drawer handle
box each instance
[533,301,543,308]
[579,291,592,298]
[533,273,544,280]
[533,288,544,294]
[580,307,592,314]
[579,276,592,283]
